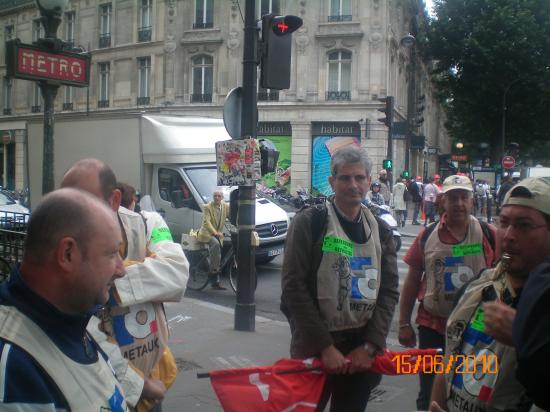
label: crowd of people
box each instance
[0,149,548,412]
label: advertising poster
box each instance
[311,122,361,196]
[259,135,291,191]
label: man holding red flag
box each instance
[281,146,399,411]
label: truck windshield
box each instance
[185,166,224,203]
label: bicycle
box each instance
[183,225,257,293]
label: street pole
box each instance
[386,96,394,189]
[39,81,59,194]
[406,47,416,173]
[234,0,257,332]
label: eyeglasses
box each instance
[499,220,547,233]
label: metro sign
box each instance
[6,40,90,87]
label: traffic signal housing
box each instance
[377,96,394,128]
[383,159,393,171]
[260,14,303,90]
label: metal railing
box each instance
[258,91,279,101]
[0,211,30,281]
[98,100,110,108]
[31,105,41,113]
[327,15,352,22]
[3,108,11,115]
[137,96,150,106]
[138,27,152,42]
[191,93,212,103]
[326,91,350,101]
[193,21,213,29]
[99,34,111,48]
[62,102,73,111]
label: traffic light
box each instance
[260,14,303,90]
[377,96,394,128]
[402,170,410,178]
[383,159,393,171]
[416,94,425,127]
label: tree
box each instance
[425,0,550,164]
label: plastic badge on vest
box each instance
[350,257,378,300]
[322,236,353,257]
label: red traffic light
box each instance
[270,15,302,36]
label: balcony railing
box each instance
[62,102,73,111]
[193,21,213,29]
[138,27,152,42]
[258,91,279,101]
[326,91,351,101]
[327,15,352,22]
[191,93,212,103]
[98,100,109,108]
[2,108,11,115]
[137,96,150,106]
[31,105,41,113]
[99,34,111,48]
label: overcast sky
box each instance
[425,0,435,17]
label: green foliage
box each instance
[426,0,550,161]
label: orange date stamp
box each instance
[391,354,499,375]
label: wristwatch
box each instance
[363,342,377,357]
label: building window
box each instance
[65,11,75,47]
[258,0,280,17]
[138,0,152,42]
[63,86,73,111]
[327,50,351,101]
[193,0,213,29]
[4,25,14,41]
[137,57,150,105]
[3,78,12,115]
[32,83,42,112]
[191,55,213,103]
[98,62,110,107]
[99,3,112,48]
[32,19,43,42]
[328,0,352,22]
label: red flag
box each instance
[208,358,325,412]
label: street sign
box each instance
[502,156,515,169]
[451,154,468,161]
[391,121,407,140]
[6,40,91,87]
[427,147,438,155]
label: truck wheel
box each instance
[185,250,210,291]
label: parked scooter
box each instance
[363,198,402,252]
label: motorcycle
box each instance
[363,199,402,252]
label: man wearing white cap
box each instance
[399,174,498,410]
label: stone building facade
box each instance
[0,0,450,194]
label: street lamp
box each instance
[34,0,69,194]
[455,142,464,150]
[400,32,416,173]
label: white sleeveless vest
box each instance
[0,305,127,412]
[101,208,169,378]
[423,216,487,317]
[316,203,382,332]
[444,265,525,411]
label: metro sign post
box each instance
[502,155,515,170]
[5,39,91,194]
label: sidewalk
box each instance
[162,297,422,411]
[163,298,291,411]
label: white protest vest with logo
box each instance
[316,203,382,332]
[0,305,127,412]
[444,266,525,411]
[102,207,169,378]
[423,216,487,317]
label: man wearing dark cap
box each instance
[430,177,550,412]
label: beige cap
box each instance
[502,177,550,216]
[442,175,473,193]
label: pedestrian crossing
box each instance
[397,234,415,287]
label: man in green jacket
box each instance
[198,189,229,290]
[281,146,399,412]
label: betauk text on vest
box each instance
[123,337,160,361]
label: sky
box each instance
[425,0,435,17]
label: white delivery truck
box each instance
[523,165,550,179]
[27,114,289,261]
